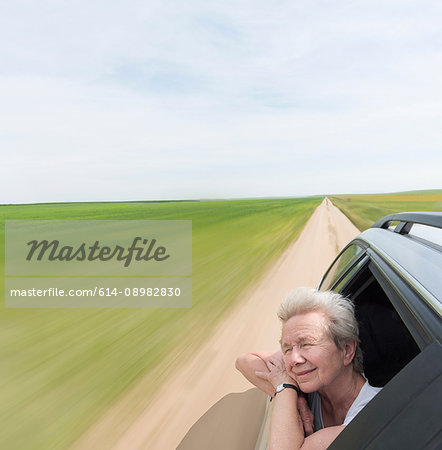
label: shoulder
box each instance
[343,381,382,426]
[357,381,382,404]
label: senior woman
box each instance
[236,287,381,449]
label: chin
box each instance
[297,381,317,394]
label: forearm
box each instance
[235,351,280,397]
[269,389,305,450]
[270,391,345,450]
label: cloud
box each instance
[1,0,441,202]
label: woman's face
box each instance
[281,311,348,393]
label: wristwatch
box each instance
[274,383,300,396]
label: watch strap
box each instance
[274,383,300,397]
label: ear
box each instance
[342,340,357,366]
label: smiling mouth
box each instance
[295,368,316,378]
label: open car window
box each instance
[325,251,442,449]
[336,259,421,386]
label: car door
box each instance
[322,242,442,449]
[329,341,442,449]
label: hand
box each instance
[255,355,293,389]
[297,395,315,436]
[255,356,315,437]
[235,350,286,397]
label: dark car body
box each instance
[318,212,442,449]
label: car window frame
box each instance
[322,237,438,350]
[318,242,367,291]
[326,245,441,448]
[366,250,437,349]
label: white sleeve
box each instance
[343,382,382,426]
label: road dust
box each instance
[71,198,360,450]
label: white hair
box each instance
[277,287,363,373]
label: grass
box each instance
[0,197,321,450]
[329,190,442,230]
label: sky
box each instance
[1,0,441,203]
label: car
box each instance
[256,212,442,449]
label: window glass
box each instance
[333,256,368,293]
[409,223,442,247]
[320,244,364,291]
[387,220,400,231]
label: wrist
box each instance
[271,376,294,389]
[274,383,300,397]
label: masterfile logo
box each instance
[26,237,170,267]
[6,220,191,276]
[5,220,192,308]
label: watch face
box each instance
[276,384,284,393]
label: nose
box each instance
[285,348,306,370]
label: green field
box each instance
[330,190,442,230]
[0,197,321,450]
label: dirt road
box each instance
[73,198,360,450]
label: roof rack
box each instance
[371,212,442,235]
